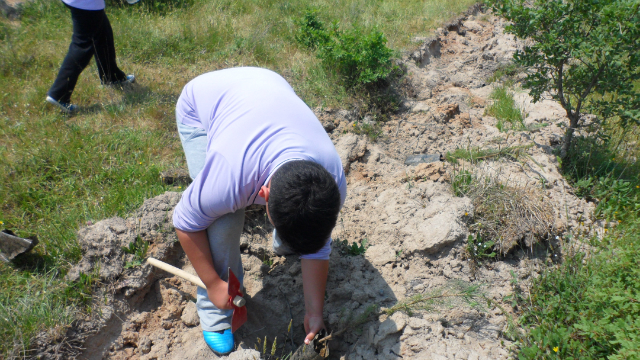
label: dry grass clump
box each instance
[454,171,556,255]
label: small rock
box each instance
[408,317,430,330]
[132,312,150,326]
[334,134,367,174]
[227,349,262,359]
[138,337,152,354]
[288,262,301,276]
[365,245,397,266]
[411,102,431,113]
[239,235,249,250]
[404,154,442,166]
[161,320,173,330]
[121,331,139,346]
[366,325,376,346]
[351,289,369,304]
[373,313,407,345]
[181,302,199,327]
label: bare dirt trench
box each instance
[35,5,601,360]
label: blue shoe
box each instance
[46,95,77,114]
[203,329,234,355]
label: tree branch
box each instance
[576,63,606,115]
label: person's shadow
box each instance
[235,205,398,358]
[72,83,178,120]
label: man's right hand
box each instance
[175,229,234,311]
[207,279,233,310]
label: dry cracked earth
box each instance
[35,5,604,360]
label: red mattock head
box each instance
[227,268,247,333]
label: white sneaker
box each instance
[106,74,135,87]
[123,74,135,84]
[46,95,77,114]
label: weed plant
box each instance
[0,0,477,355]
[122,235,149,268]
[465,233,496,263]
[485,85,527,132]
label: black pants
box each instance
[48,4,126,103]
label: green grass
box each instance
[517,220,640,359]
[515,119,640,359]
[487,62,521,84]
[0,0,477,355]
[445,144,532,164]
[485,84,527,132]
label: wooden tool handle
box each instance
[147,257,207,289]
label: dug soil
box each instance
[35,5,603,360]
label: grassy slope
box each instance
[0,0,476,355]
[516,119,640,358]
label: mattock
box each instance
[147,257,247,332]
[227,267,247,333]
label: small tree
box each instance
[491,0,640,159]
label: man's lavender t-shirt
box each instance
[172,67,347,259]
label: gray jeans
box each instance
[176,118,292,331]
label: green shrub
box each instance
[295,10,397,88]
[591,177,640,221]
[319,26,397,87]
[560,132,640,222]
[294,10,331,50]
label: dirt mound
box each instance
[35,5,603,360]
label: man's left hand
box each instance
[304,314,325,345]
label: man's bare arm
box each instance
[175,229,232,310]
[301,258,329,344]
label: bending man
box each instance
[172,67,347,355]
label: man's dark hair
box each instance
[268,160,341,255]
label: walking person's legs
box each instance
[47,5,101,109]
[92,9,127,84]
